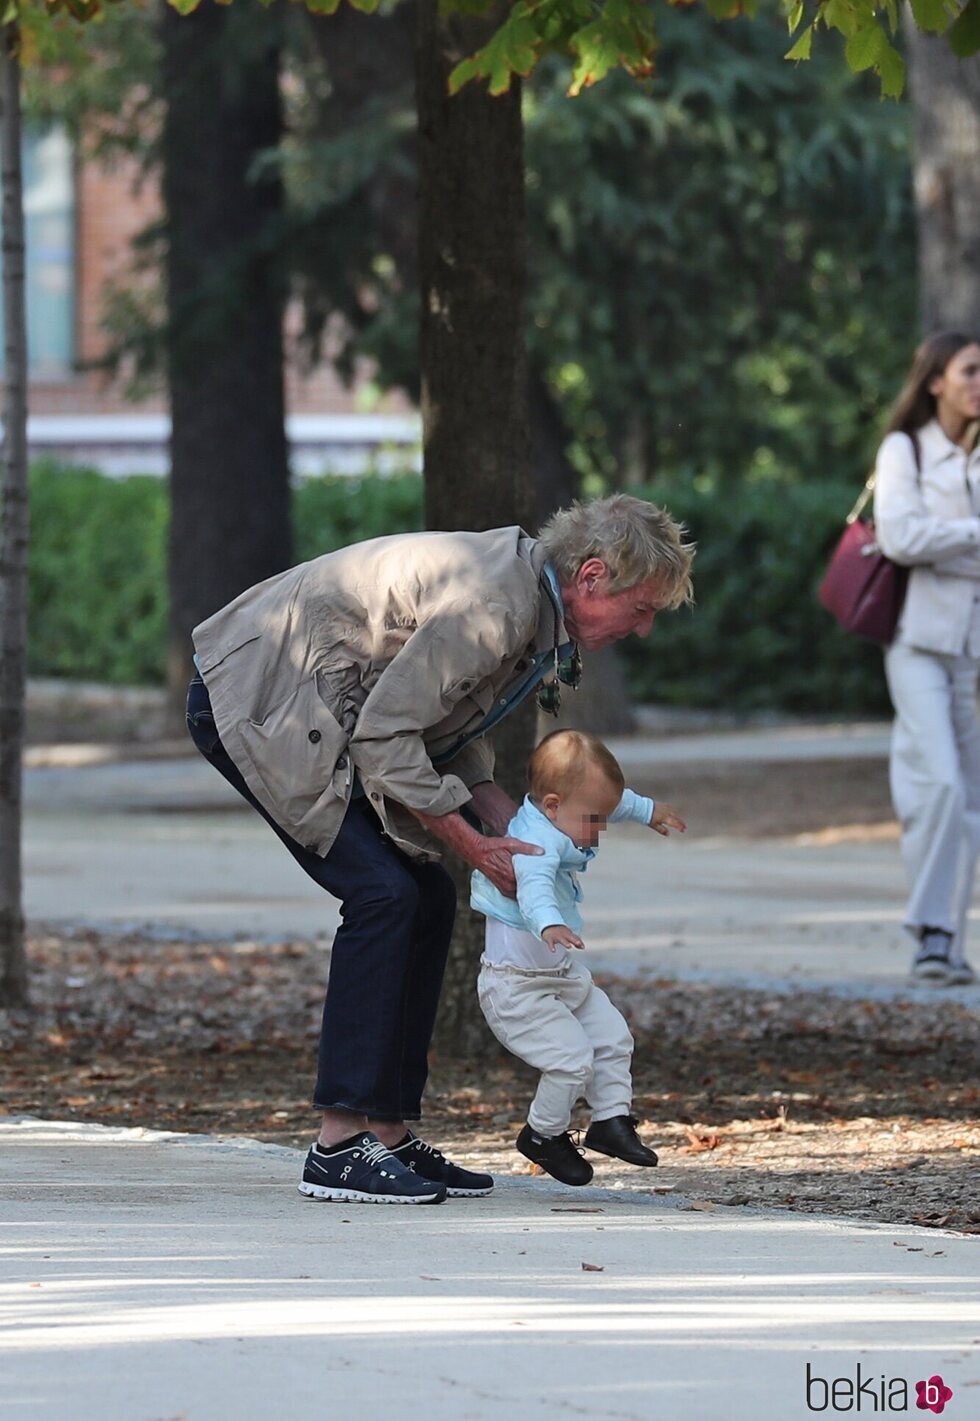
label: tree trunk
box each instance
[904,22,980,332]
[162,0,292,718]
[416,0,535,1054]
[0,23,29,1008]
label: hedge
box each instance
[26,461,888,713]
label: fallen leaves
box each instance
[2,926,979,1235]
[680,1126,722,1154]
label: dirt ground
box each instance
[3,753,977,1233]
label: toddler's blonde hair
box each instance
[528,729,625,803]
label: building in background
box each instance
[0,125,419,478]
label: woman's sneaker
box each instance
[298,1132,446,1205]
[913,928,956,984]
[390,1131,494,1197]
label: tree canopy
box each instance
[14,0,980,100]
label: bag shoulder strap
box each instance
[849,429,922,524]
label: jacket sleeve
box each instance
[514,848,566,939]
[348,600,526,816]
[930,549,980,580]
[438,736,496,790]
[875,433,980,566]
[610,788,654,826]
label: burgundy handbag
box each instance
[818,475,908,645]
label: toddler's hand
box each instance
[650,801,686,836]
[542,924,586,952]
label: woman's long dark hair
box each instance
[885,331,980,443]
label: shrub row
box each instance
[27,461,888,713]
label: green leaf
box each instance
[949,0,980,54]
[908,0,948,31]
[787,0,804,28]
[166,0,202,15]
[844,22,884,69]
[876,37,905,93]
[784,21,813,57]
[568,0,657,94]
[347,0,382,13]
[303,0,342,13]
[448,5,541,94]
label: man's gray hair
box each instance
[539,494,695,609]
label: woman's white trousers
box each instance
[884,641,980,963]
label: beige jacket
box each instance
[875,420,980,657]
[193,527,565,860]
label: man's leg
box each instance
[392,861,457,1127]
[186,677,427,1140]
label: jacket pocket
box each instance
[195,631,261,676]
[236,675,351,835]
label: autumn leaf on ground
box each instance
[680,1126,721,1153]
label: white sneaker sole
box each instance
[446,1185,494,1197]
[298,1181,445,1204]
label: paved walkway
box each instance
[2,1118,978,1421]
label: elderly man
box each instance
[186,494,694,1204]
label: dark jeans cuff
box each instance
[313,1100,419,1123]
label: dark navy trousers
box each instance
[186,676,456,1122]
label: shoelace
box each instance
[409,1137,445,1163]
[357,1139,396,1169]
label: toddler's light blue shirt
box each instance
[470,789,654,940]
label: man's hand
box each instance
[472,836,544,897]
[650,801,686,836]
[542,923,585,952]
[408,802,542,897]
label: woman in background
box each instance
[875,331,980,986]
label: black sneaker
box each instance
[298,1132,446,1205]
[390,1132,494,1197]
[584,1114,659,1167]
[516,1123,593,1186]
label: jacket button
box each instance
[308,729,321,744]
[337,754,347,769]
[371,792,380,801]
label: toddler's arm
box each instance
[611,787,686,836]
[513,847,570,941]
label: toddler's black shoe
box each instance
[516,1123,593,1186]
[584,1115,659,1167]
[298,1132,447,1204]
[390,1131,494,1197]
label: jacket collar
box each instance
[519,535,571,657]
[920,418,980,465]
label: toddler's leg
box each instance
[478,967,595,1136]
[568,967,659,1168]
[568,973,634,1123]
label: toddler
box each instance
[471,729,684,1185]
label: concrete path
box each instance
[2,1118,978,1421]
[21,726,980,1001]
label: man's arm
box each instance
[467,780,520,836]
[408,803,541,897]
